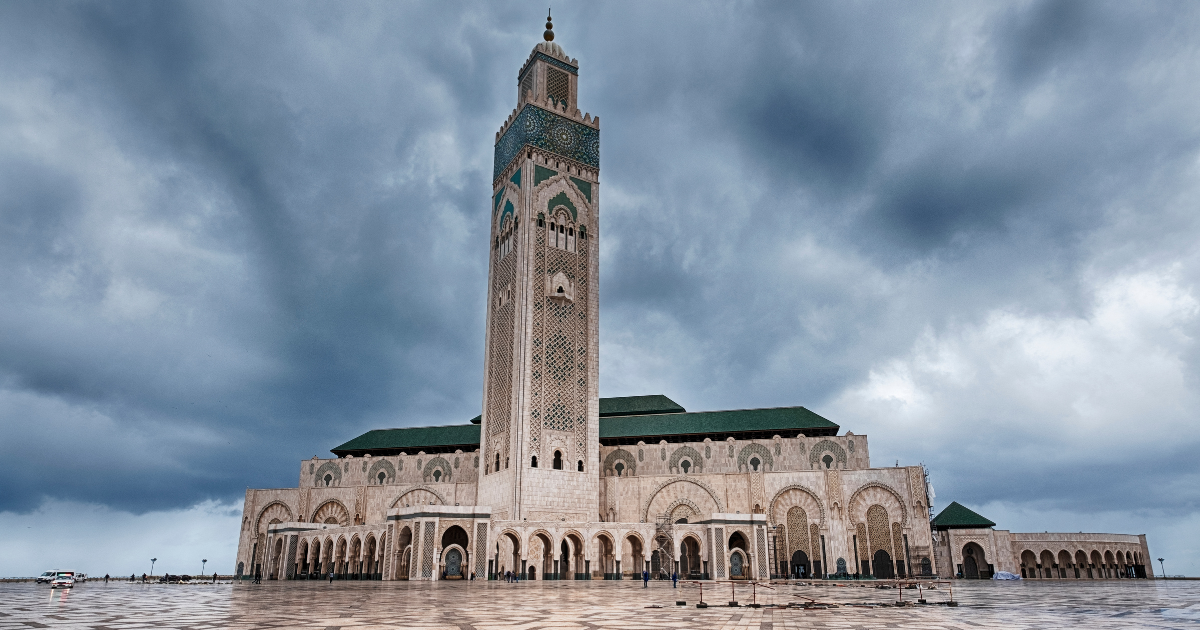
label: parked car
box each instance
[50,575,74,588]
[36,571,56,584]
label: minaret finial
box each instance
[544,8,554,42]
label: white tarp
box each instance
[993,571,1021,580]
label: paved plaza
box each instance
[2,580,1198,630]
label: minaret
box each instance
[478,14,600,523]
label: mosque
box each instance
[235,18,1154,584]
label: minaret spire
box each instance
[544,9,554,42]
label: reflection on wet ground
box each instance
[1,579,1198,629]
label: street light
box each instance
[150,558,157,577]
[1158,557,1166,579]
[202,559,208,577]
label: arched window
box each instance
[547,209,578,252]
[432,470,442,482]
[377,472,386,485]
[680,460,691,473]
[749,457,761,472]
[531,456,538,468]
[615,462,624,477]
[577,460,584,472]
[553,451,563,470]
[324,474,332,487]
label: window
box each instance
[324,474,332,487]
[750,457,760,472]
[497,215,517,260]
[577,460,584,472]
[614,462,624,477]
[553,451,563,470]
[822,454,833,469]
[531,456,538,468]
[520,68,534,100]
[680,460,691,473]
[377,472,386,485]
[547,67,569,106]
[547,211,577,252]
[433,470,442,482]
[495,453,500,472]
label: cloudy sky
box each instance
[1,0,1198,578]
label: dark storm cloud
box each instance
[2,0,1200,572]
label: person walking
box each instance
[672,571,677,588]
[328,569,334,583]
[642,569,649,588]
[104,574,109,584]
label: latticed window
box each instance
[547,67,569,106]
[520,69,534,100]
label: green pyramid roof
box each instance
[931,501,996,529]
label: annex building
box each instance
[236,20,1154,584]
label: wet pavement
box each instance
[2,579,1198,629]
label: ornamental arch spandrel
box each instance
[769,484,827,528]
[847,482,908,527]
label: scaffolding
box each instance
[652,513,674,578]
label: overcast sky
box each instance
[1,0,1198,578]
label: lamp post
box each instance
[150,558,157,578]
[1158,558,1165,579]
[202,559,208,577]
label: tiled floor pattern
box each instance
[1,580,1198,629]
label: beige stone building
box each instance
[235,23,1154,584]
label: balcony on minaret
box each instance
[546,271,575,304]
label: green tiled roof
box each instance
[599,395,685,418]
[330,397,838,456]
[599,406,838,442]
[331,424,481,456]
[931,502,996,529]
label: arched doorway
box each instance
[531,532,553,579]
[445,547,463,578]
[349,537,362,578]
[297,539,309,576]
[962,542,987,579]
[873,549,894,579]
[963,552,978,578]
[564,533,585,579]
[395,527,412,579]
[680,537,701,578]
[270,538,284,579]
[623,535,644,578]
[791,550,810,578]
[597,535,615,578]
[497,531,521,579]
[441,526,469,580]
[728,531,749,579]
[309,539,321,578]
